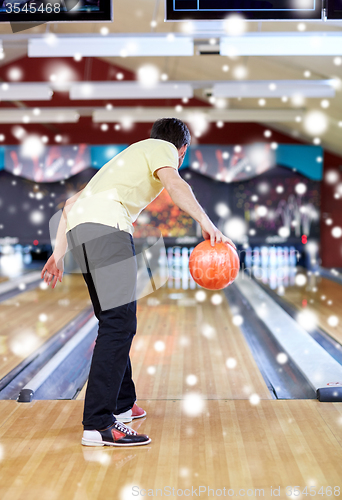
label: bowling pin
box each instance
[261,246,269,268]
[268,267,277,290]
[276,246,283,267]
[159,247,168,282]
[188,247,196,289]
[245,247,252,270]
[252,246,261,279]
[182,247,189,290]
[269,247,277,268]
[167,247,174,288]
[173,246,181,289]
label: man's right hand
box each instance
[200,216,236,249]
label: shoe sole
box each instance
[132,410,147,420]
[82,437,151,447]
[116,411,147,423]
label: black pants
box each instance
[66,223,137,430]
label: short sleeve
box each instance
[149,142,179,180]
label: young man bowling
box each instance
[41,118,235,447]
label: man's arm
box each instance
[156,167,236,248]
[54,189,84,261]
[41,189,84,288]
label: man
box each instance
[42,118,235,447]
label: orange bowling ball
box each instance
[189,240,240,290]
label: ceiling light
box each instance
[29,35,194,58]
[213,80,335,98]
[92,107,303,124]
[70,82,193,100]
[220,33,342,56]
[0,83,53,101]
[0,108,79,123]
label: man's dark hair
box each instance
[150,118,191,150]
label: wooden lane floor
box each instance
[1,282,342,498]
[78,284,273,400]
[0,399,341,500]
[260,269,342,344]
[0,274,91,381]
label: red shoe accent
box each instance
[131,403,147,419]
[112,429,126,441]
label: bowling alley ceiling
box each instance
[0,0,342,155]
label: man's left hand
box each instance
[41,254,64,289]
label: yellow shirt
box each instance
[66,139,179,235]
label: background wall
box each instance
[0,56,341,267]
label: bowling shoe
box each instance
[82,420,151,447]
[114,402,147,423]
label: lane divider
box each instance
[0,271,41,295]
[18,315,98,403]
[235,275,342,402]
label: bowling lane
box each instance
[79,283,272,401]
[257,268,342,345]
[0,274,91,381]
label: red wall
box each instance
[320,152,342,268]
